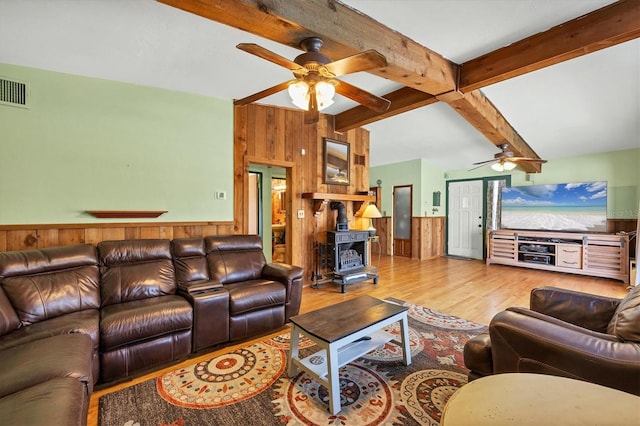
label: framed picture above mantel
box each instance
[323,138,350,186]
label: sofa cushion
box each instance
[225,280,286,316]
[0,244,97,280]
[0,309,99,353]
[0,333,94,398]
[171,238,210,284]
[2,266,100,326]
[0,288,19,336]
[205,235,266,284]
[607,285,640,342]
[0,244,100,326]
[98,240,176,306]
[0,377,89,426]
[100,295,192,351]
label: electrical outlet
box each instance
[297,209,304,219]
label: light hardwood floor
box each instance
[88,255,629,425]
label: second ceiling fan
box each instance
[471,143,547,171]
[234,37,391,124]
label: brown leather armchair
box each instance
[464,286,640,395]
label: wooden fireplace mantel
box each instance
[301,192,375,217]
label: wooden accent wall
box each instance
[412,217,447,260]
[370,216,446,260]
[234,104,371,278]
[0,221,234,252]
[371,217,392,255]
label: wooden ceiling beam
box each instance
[459,0,640,92]
[157,0,457,95]
[157,0,546,169]
[442,90,543,173]
[334,87,438,133]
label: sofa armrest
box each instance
[177,280,223,295]
[529,286,621,332]
[262,263,303,287]
[489,308,640,395]
[262,263,304,320]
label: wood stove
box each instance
[327,231,378,293]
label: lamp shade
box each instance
[288,79,336,112]
[288,80,310,110]
[362,203,382,219]
[315,80,335,111]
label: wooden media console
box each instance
[487,229,630,283]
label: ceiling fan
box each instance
[234,37,391,124]
[471,143,547,171]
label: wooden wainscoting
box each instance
[0,221,235,252]
[412,216,446,260]
[370,216,446,260]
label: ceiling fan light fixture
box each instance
[315,80,335,111]
[288,80,310,110]
[491,161,517,172]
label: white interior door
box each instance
[448,180,484,259]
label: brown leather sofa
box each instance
[464,286,640,396]
[0,235,303,425]
[172,235,303,350]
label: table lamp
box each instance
[361,203,382,236]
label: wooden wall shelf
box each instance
[85,210,168,219]
[301,192,375,217]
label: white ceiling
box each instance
[1,0,638,171]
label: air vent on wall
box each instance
[0,77,29,108]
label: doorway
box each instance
[248,164,288,263]
[393,185,412,257]
[447,179,483,259]
[248,172,262,236]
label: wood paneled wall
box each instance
[0,222,234,252]
[234,104,371,278]
[412,216,446,260]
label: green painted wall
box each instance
[446,148,639,219]
[372,148,639,220]
[0,63,234,225]
[369,159,447,218]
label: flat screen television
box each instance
[501,181,608,233]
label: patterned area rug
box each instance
[99,298,487,426]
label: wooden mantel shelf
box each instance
[85,210,168,219]
[302,192,375,217]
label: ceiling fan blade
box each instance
[234,80,293,106]
[237,43,307,75]
[324,50,387,77]
[335,80,391,113]
[468,163,489,171]
[471,159,498,166]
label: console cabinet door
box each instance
[489,235,517,262]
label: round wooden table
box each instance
[441,373,640,425]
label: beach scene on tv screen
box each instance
[501,181,608,232]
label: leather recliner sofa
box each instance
[0,235,304,425]
[464,286,640,396]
